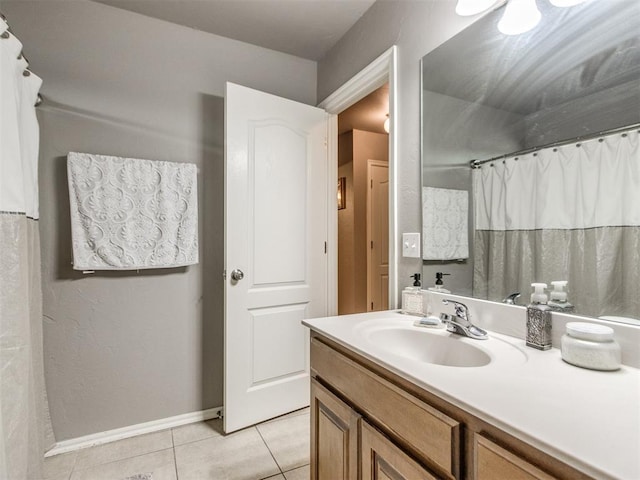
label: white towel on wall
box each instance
[67,152,199,270]
[422,186,469,261]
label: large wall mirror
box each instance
[421,0,640,323]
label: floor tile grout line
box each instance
[69,449,79,477]
[69,447,175,475]
[281,463,310,474]
[171,428,179,480]
[172,446,179,480]
[170,424,226,448]
[255,425,284,475]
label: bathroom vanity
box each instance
[304,310,640,480]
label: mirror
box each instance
[421,0,640,322]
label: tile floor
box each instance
[43,408,310,480]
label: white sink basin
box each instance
[366,326,491,367]
[353,318,527,368]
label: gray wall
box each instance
[317,1,479,299]
[3,0,316,441]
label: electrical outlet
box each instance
[402,233,421,258]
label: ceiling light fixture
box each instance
[456,0,585,36]
[455,0,500,16]
[497,0,542,35]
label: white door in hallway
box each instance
[224,82,328,433]
[367,160,389,312]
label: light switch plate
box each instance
[402,233,421,258]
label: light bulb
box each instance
[498,0,541,35]
[549,0,587,6]
[383,115,390,133]
[455,0,500,16]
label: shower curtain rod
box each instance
[470,122,640,169]
[0,11,43,106]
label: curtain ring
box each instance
[1,31,10,39]
[23,69,31,77]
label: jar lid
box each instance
[566,322,614,342]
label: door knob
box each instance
[231,269,244,281]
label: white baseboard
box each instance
[45,405,223,457]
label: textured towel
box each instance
[67,152,198,270]
[422,186,468,260]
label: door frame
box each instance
[366,159,389,311]
[319,45,398,315]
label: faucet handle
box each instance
[442,299,469,320]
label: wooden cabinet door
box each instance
[361,420,438,480]
[311,378,360,480]
[311,337,461,478]
[474,434,557,480]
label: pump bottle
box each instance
[548,281,574,313]
[427,272,451,293]
[526,283,552,350]
[401,273,424,316]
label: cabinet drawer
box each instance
[311,338,461,479]
[474,434,556,480]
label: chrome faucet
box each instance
[503,292,521,305]
[440,299,488,340]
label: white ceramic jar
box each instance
[561,322,621,371]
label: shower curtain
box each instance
[1,18,55,478]
[473,127,640,318]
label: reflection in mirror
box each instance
[421,0,640,322]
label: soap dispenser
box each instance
[428,272,451,294]
[401,273,424,316]
[548,281,574,313]
[526,283,552,350]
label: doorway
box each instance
[319,46,398,316]
[335,85,389,314]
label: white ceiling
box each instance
[94,0,376,61]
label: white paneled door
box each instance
[367,160,389,312]
[224,83,328,433]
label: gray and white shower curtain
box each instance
[473,127,640,319]
[1,17,54,478]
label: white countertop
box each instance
[303,310,640,480]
